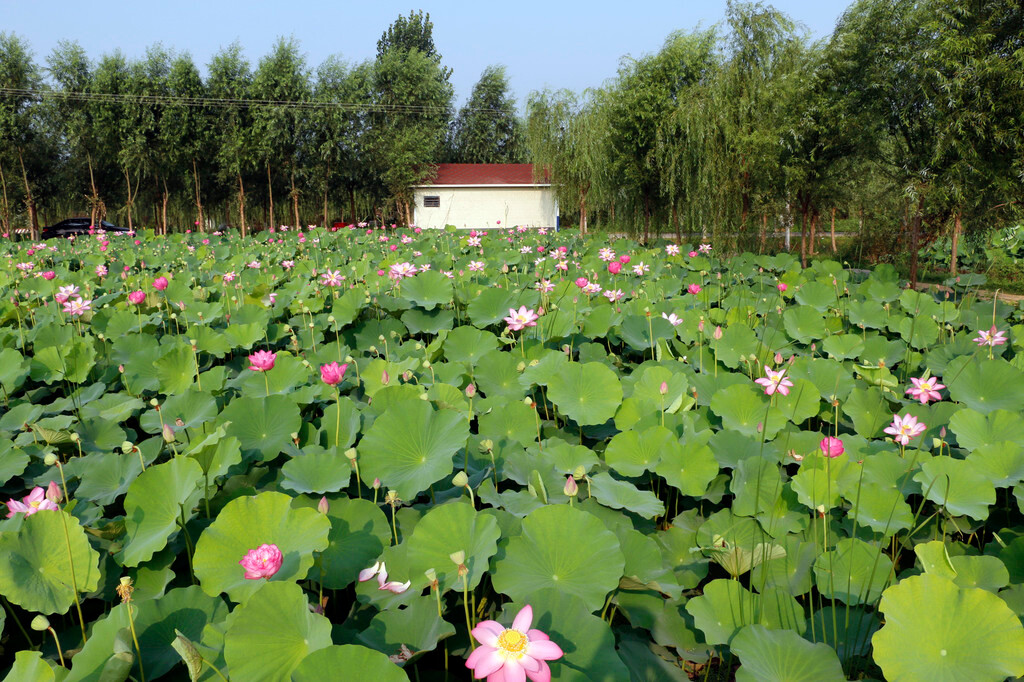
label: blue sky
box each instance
[1,0,850,105]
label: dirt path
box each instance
[913,281,1024,303]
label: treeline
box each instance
[527,0,1023,278]
[0,11,525,239]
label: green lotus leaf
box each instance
[654,432,719,497]
[492,505,625,611]
[751,534,819,596]
[220,394,302,462]
[813,537,892,605]
[946,357,1024,414]
[0,509,101,614]
[806,606,879,660]
[733,624,845,682]
[686,579,805,646]
[898,315,939,349]
[790,451,849,512]
[588,473,665,519]
[773,378,822,425]
[79,391,144,423]
[783,305,826,343]
[140,388,218,434]
[546,362,622,426]
[320,397,361,449]
[948,408,1024,450]
[2,651,61,682]
[443,325,500,367]
[842,386,892,438]
[73,451,143,506]
[224,581,332,681]
[401,270,453,310]
[502,589,631,682]
[474,350,527,399]
[193,491,331,602]
[847,481,914,535]
[710,383,779,439]
[0,348,30,394]
[357,595,456,661]
[358,399,469,500]
[405,500,500,594]
[185,427,243,481]
[75,416,127,454]
[477,399,536,447]
[281,449,352,495]
[913,456,995,520]
[292,645,410,682]
[655,524,709,590]
[317,497,391,590]
[731,457,783,518]
[0,439,29,487]
[235,351,310,396]
[31,337,96,384]
[121,456,204,567]
[966,441,1024,487]
[873,574,1024,682]
[153,343,199,395]
[64,586,228,682]
[604,425,675,477]
[466,287,521,326]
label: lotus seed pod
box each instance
[44,452,59,466]
[31,615,50,631]
[453,471,469,487]
[344,448,357,461]
[449,550,466,565]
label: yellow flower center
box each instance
[497,629,527,656]
[30,501,40,508]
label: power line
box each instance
[0,87,516,116]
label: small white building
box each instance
[412,164,558,230]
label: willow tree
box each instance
[0,33,43,238]
[449,65,524,164]
[525,89,605,234]
[207,43,253,236]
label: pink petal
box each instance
[512,605,534,632]
[358,563,380,582]
[518,654,542,673]
[502,661,527,682]
[466,644,495,670]
[527,629,549,641]
[473,649,507,679]
[526,639,564,661]
[486,669,507,682]
[472,621,503,647]
[525,662,552,682]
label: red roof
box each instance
[421,164,548,186]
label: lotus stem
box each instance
[57,510,87,643]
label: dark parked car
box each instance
[40,218,130,240]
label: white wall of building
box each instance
[412,186,557,230]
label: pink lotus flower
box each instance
[885,413,926,446]
[574,277,589,289]
[239,543,282,580]
[320,362,348,386]
[153,276,169,290]
[41,270,56,280]
[603,289,624,302]
[698,243,712,254]
[466,604,564,682]
[504,306,540,331]
[389,262,418,280]
[607,261,622,275]
[820,437,845,458]
[974,326,1007,347]
[357,561,410,594]
[666,244,680,256]
[128,290,146,305]
[95,265,107,277]
[321,270,343,286]
[687,283,701,295]
[777,282,787,292]
[688,251,698,258]
[662,312,682,327]
[248,350,277,372]
[618,254,630,264]
[906,376,945,404]
[6,486,60,518]
[64,297,92,316]
[754,366,794,396]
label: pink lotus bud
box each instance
[575,277,588,288]
[777,282,787,292]
[239,543,283,580]
[318,496,329,514]
[564,475,579,496]
[698,318,705,332]
[820,437,845,458]
[619,255,630,264]
[162,424,176,443]
[688,251,698,257]
[688,283,701,295]
[713,326,723,340]
[41,271,55,280]
[320,362,348,386]
[46,480,62,504]
[466,384,476,398]
[373,477,381,490]
[381,370,390,385]
[774,353,783,364]
[608,261,622,275]
[659,381,668,395]
[248,350,277,372]
[153,277,169,291]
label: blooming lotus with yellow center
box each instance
[466,604,564,682]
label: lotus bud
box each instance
[162,424,175,443]
[44,452,59,466]
[465,384,476,398]
[659,381,668,396]
[422,360,431,369]
[453,471,469,488]
[345,355,354,364]
[402,370,412,382]
[318,496,330,514]
[381,370,390,385]
[373,477,381,490]
[698,318,705,332]
[775,352,783,364]
[564,475,579,497]
[713,326,723,340]
[31,615,50,631]
[344,448,357,462]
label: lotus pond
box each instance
[2,226,1024,681]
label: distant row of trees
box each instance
[2,2,1022,278]
[527,0,1023,278]
[0,11,525,239]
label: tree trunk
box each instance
[799,204,808,269]
[950,210,961,276]
[291,167,300,231]
[809,209,818,257]
[579,187,588,235]
[123,168,135,231]
[349,187,356,226]
[18,149,38,240]
[88,153,100,228]
[760,213,767,254]
[266,161,274,229]
[192,159,204,232]
[672,203,681,245]
[643,193,651,244]
[322,160,330,228]
[0,158,9,236]
[237,173,247,238]
[162,177,170,235]
[830,207,837,253]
